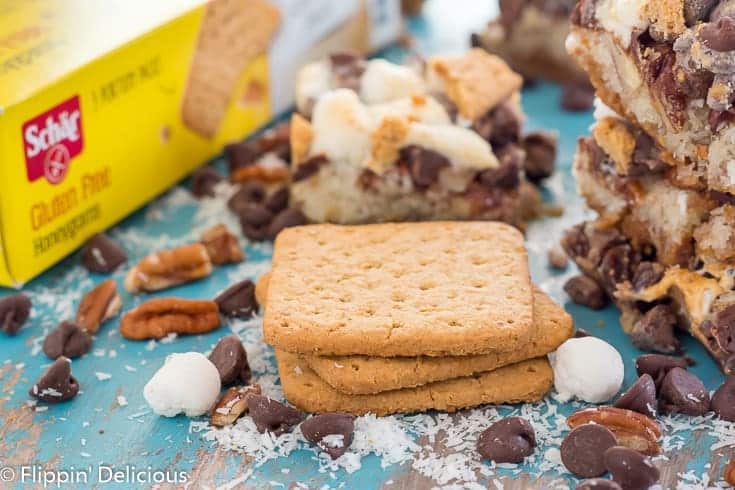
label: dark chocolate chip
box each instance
[479,152,521,189]
[684,0,718,25]
[228,182,267,214]
[329,50,363,67]
[81,233,127,273]
[29,357,79,403]
[700,17,735,52]
[522,131,557,181]
[247,395,304,435]
[477,416,537,464]
[562,223,590,260]
[564,275,609,310]
[401,146,450,188]
[712,376,735,421]
[292,155,328,182]
[0,294,32,335]
[473,102,521,148]
[574,329,591,338]
[215,280,257,319]
[707,304,735,353]
[658,367,710,416]
[598,243,634,292]
[224,142,259,173]
[604,446,660,490]
[614,374,657,417]
[257,122,291,161]
[43,321,92,360]
[265,187,290,214]
[209,334,249,385]
[560,81,595,112]
[560,424,618,478]
[576,479,622,490]
[239,205,274,242]
[630,305,681,354]
[632,262,664,290]
[190,167,223,198]
[635,354,693,388]
[301,412,356,459]
[267,209,307,240]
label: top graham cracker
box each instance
[263,222,534,357]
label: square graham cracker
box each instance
[263,222,534,357]
[277,350,552,416]
[305,286,572,394]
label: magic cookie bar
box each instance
[472,0,587,84]
[304,286,572,395]
[263,222,534,357]
[290,50,557,226]
[567,0,735,195]
[277,351,553,416]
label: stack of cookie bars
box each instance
[262,222,572,415]
[563,0,735,373]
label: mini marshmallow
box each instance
[144,352,221,417]
[550,337,624,403]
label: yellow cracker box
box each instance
[0,0,402,287]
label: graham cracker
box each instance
[305,286,572,394]
[181,0,281,138]
[263,222,534,357]
[428,48,522,121]
[277,350,552,416]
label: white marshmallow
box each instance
[550,337,624,403]
[144,352,221,417]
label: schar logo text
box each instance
[22,96,84,185]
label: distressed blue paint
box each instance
[0,5,729,490]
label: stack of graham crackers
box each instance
[262,222,573,415]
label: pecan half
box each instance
[211,384,262,427]
[200,224,244,266]
[76,280,122,334]
[567,406,662,456]
[124,243,212,293]
[725,459,735,486]
[230,159,290,184]
[120,298,220,340]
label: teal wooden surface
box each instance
[1,2,733,488]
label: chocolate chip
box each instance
[706,304,735,353]
[659,367,710,416]
[247,395,304,435]
[301,412,356,459]
[712,376,735,421]
[635,354,693,388]
[257,122,291,161]
[214,280,257,319]
[561,424,618,478]
[614,374,657,417]
[239,204,274,241]
[209,335,250,385]
[564,275,608,310]
[267,209,307,240]
[630,305,681,354]
[224,142,259,173]
[81,233,127,273]
[604,446,660,490]
[43,321,92,360]
[684,0,718,25]
[632,261,664,290]
[561,81,595,112]
[29,357,79,403]
[598,244,634,292]
[329,50,363,67]
[576,479,622,490]
[0,294,31,335]
[574,329,591,338]
[292,155,328,182]
[477,416,537,463]
[700,17,735,51]
[548,245,568,270]
[400,146,450,188]
[473,102,521,148]
[228,183,267,214]
[479,153,521,189]
[190,167,223,198]
[330,52,366,92]
[522,131,557,181]
[263,187,289,215]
